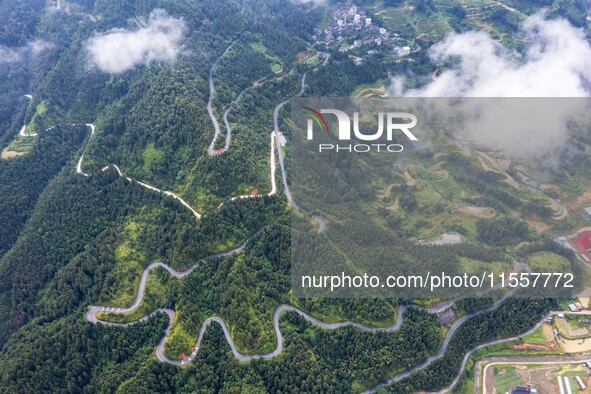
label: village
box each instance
[313,2,413,62]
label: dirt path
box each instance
[377,183,396,199]
[456,204,496,219]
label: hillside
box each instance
[0,0,590,393]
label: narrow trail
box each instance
[312,214,326,234]
[79,129,277,220]
[95,161,202,219]
[76,123,95,177]
[206,43,235,156]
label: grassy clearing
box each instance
[458,258,510,276]
[557,364,588,377]
[493,366,523,393]
[560,174,585,195]
[142,142,164,172]
[526,251,571,272]
[520,325,548,345]
[250,41,282,72]
[24,101,47,134]
[271,63,281,73]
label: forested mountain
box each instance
[0,0,588,392]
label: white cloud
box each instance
[408,14,591,97]
[407,13,591,97]
[86,9,185,74]
[0,40,53,64]
[399,14,591,160]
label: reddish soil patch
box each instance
[249,187,258,196]
[509,342,557,350]
[527,218,551,234]
[1,149,25,159]
[456,204,496,219]
[179,353,188,360]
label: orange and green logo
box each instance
[303,107,330,132]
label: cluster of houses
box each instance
[313,3,411,59]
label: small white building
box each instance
[583,207,591,221]
[431,233,461,246]
[353,14,361,24]
[353,40,361,47]
[337,19,344,27]
[365,17,371,26]
[397,46,411,56]
[379,27,387,35]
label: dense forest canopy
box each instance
[0,0,588,392]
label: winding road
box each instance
[75,123,95,177]
[0,32,575,393]
[86,254,546,394]
[65,47,571,393]
[85,257,473,366]
[272,72,308,210]
[74,43,283,219]
[18,95,36,137]
[206,43,235,156]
